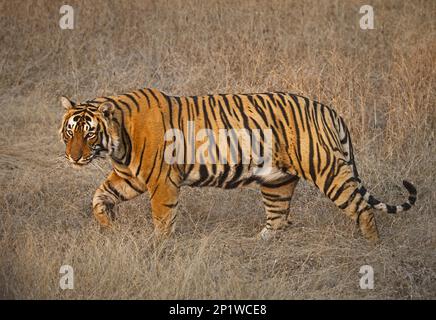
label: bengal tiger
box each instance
[59,88,417,242]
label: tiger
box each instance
[59,88,417,242]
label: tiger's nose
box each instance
[70,150,83,162]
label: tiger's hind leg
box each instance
[92,171,144,227]
[356,209,379,243]
[259,176,299,240]
[322,167,379,243]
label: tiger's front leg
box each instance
[92,171,144,227]
[148,182,180,237]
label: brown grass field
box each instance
[0,0,435,299]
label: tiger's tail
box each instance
[357,179,417,213]
[335,114,417,214]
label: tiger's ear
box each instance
[60,96,75,110]
[98,101,115,119]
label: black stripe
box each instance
[136,139,146,176]
[145,151,159,184]
[106,182,127,201]
[124,93,140,112]
[329,177,356,202]
[123,178,143,194]
[147,89,160,105]
[163,201,179,209]
[261,175,298,188]
[401,203,411,210]
[190,165,209,187]
[386,205,397,214]
[118,100,132,116]
[139,89,151,108]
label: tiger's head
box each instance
[59,96,119,167]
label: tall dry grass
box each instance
[0,0,435,299]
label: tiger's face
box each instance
[59,97,116,167]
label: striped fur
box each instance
[59,89,417,241]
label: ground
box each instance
[0,0,435,299]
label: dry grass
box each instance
[0,0,435,299]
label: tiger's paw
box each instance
[152,226,174,241]
[258,227,278,241]
[94,211,113,228]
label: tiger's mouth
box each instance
[65,153,94,167]
[69,152,109,167]
[64,143,109,167]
